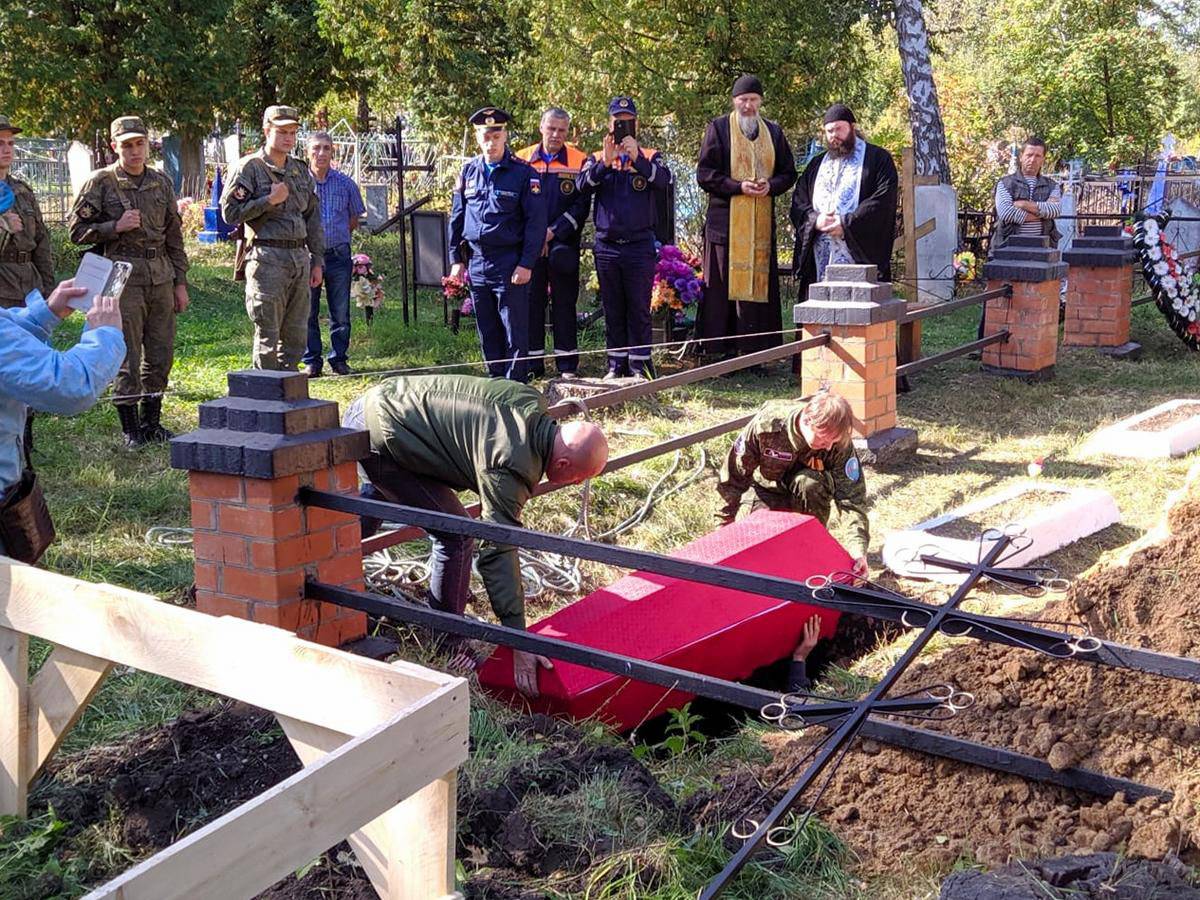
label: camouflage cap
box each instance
[263,105,301,127]
[110,116,148,143]
[0,114,21,136]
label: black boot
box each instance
[117,404,146,448]
[139,396,174,443]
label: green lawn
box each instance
[8,233,1200,898]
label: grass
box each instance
[12,234,1200,897]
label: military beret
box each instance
[823,103,856,125]
[263,105,301,127]
[732,75,764,98]
[0,114,22,136]
[608,96,637,117]
[110,116,148,143]
[469,107,510,129]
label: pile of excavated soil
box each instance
[692,471,1200,874]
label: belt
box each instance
[252,238,308,250]
[0,250,30,264]
[111,246,164,260]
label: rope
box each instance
[145,525,193,546]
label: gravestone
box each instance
[1165,197,1200,257]
[914,183,958,301]
[365,184,390,230]
[67,141,94,195]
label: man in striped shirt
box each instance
[991,136,1062,252]
[304,131,365,376]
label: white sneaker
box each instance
[559,371,580,381]
[602,370,621,382]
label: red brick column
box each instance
[795,264,916,464]
[980,236,1067,380]
[171,370,371,647]
[1062,226,1139,358]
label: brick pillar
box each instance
[795,263,917,464]
[1062,225,1140,358]
[980,236,1067,380]
[169,370,371,647]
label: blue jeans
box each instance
[304,243,352,367]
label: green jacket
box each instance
[364,374,557,628]
[0,175,54,303]
[716,399,870,557]
[220,148,325,268]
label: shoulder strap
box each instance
[106,168,132,213]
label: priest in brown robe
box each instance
[695,75,797,359]
[790,103,899,303]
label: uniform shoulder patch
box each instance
[560,178,575,195]
[76,201,99,220]
[844,456,861,482]
[232,184,250,201]
[530,180,541,194]
[631,175,647,191]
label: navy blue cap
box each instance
[469,107,511,128]
[608,97,637,117]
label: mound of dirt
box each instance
[37,702,301,851]
[740,469,1200,873]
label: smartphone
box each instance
[611,118,637,145]
[70,253,133,311]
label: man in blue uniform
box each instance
[576,97,672,381]
[449,108,546,382]
[515,107,591,379]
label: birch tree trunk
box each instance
[894,0,951,183]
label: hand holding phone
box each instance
[71,252,133,311]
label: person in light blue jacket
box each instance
[0,280,126,500]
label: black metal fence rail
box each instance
[544,333,831,419]
[308,578,1166,804]
[898,285,1013,325]
[896,331,1010,379]
[304,489,1200,686]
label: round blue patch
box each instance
[844,456,861,482]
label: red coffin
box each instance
[477,510,853,731]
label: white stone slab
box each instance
[1082,399,1200,459]
[883,481,1121,582]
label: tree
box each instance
[892,0,951,182]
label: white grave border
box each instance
[1082,399,1200,459]
[883,481,1121,582]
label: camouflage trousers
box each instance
[245,247,310,370]
[114,280,176,407]
[745,467,834,526]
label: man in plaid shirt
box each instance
[304,131,365,376]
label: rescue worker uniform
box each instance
[514,140,591,377]
[716,398,870,559]
[0,114,54,309]
[449,108,546,383]
[220,106,324,371]
[346,374,558,630]
[576,97,672,378]
[68,116,189,446]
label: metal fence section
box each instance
[13,138,74,226]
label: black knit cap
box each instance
[823,103,856,125]
[732,74,764,98]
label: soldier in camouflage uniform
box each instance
[220,105,324,371]
[717,390,870,576]
[69,116,190,448]
[345,374,609,696]
[0,115,55,308]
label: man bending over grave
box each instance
[343,373,609,696]
[716,390,869,577]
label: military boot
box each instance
[139,396,174,443]
[117,404,146,449]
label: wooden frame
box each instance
[0,557,468,900]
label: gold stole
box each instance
[727,111,775,303]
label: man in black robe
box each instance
[695,74,797,359]
[790,104,898,303]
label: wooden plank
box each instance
[85,681,468,900]
[281,718,461,899]
[0,626,29,816]
[0,560,455,736]
[913,218,936,241]
[899,146,923,363]
[28,645,113,779]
